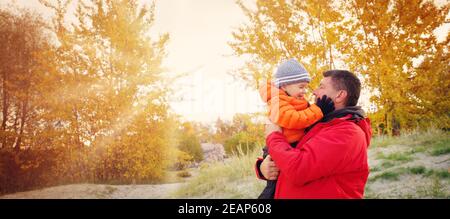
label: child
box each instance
[256,58,334,199]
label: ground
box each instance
[1,131,449,199]
[364,143,450,198]
[0,183,184,199]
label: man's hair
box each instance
[323,70,361,106]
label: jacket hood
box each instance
[357,117,372,148]
[259,82,287,102]
[321,106,364,122]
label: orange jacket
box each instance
[259,82,323,143]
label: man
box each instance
[255,70,372,199]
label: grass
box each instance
[407,146,427,154]
[429,177,447,198]
[384,152,413,162]
[176,170,191,178]
[363,185,382,199]
[367,128,449,197]
[376,151,413,162]
[429,139,450,156]
[370,166,381,172]
[365,129,449,198]
[428,169,450,179]
[170,128,449,198]
[407,166,426,175]
[371,128,448,148]
[417,177,448,198]
[170,145,265,198]
[380,161,395,168]
[370,165,450,183]
[163,170,190,183]
[371,170,402,181]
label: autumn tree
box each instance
[0,6,62,193]
[0,8,50,151]
[213,118,234,144]
[177,122,204,162]
[340,0,449,134]
[213,113,264,155]
[229,0,346,90]
[230,0,449,135]
[36,0,172,183]
[1,0,207,193]
[411,39,449,129]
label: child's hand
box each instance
[316,95,335,116]
[261,155,279,180]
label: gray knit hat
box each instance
[273,58,310,88]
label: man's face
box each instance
[313,77,340,103]
[281,82,309,99]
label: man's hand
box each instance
[260,155,280,180]
[264,122,282,138]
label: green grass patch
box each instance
[371,170,401,181]
[385,152,413,162]
[372,166,448,183]
[371,128,449,148]
[407,146,427,154]
[429,169,450,179]
[417,177,449,198]
[370,166,381,172]
[380,161,395,168]
[375,151,386,159]
[435,170,450,179]
[377,171,400,181]
[407,166,426,175]
[429,139,450,156]
[363,186,380,199]
[418,168,450,180]
[371,135,399,148]
[171,145,265,198]
[377,151,412,162]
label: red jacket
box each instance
[265,114,372,199]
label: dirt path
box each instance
[0,183,185,199]
[365,144,450,198]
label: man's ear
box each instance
[334,90,348,105]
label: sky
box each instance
[149,0,264,124]
[4,0,264,124]
[3,0,449,124]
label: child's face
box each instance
[281,82,309,99]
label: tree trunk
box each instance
[1,74,8,148]
[72,105,84,148]
[14,92,29,151]
[386,111,393,136]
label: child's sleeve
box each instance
[268,97,323,129]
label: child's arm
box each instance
[268,96,323,130]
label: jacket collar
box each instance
[301,106,372,148]
[305,106,365,133]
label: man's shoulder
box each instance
[318,117,366,138]
[319,115,353,127]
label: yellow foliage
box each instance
[230,0,449,134]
